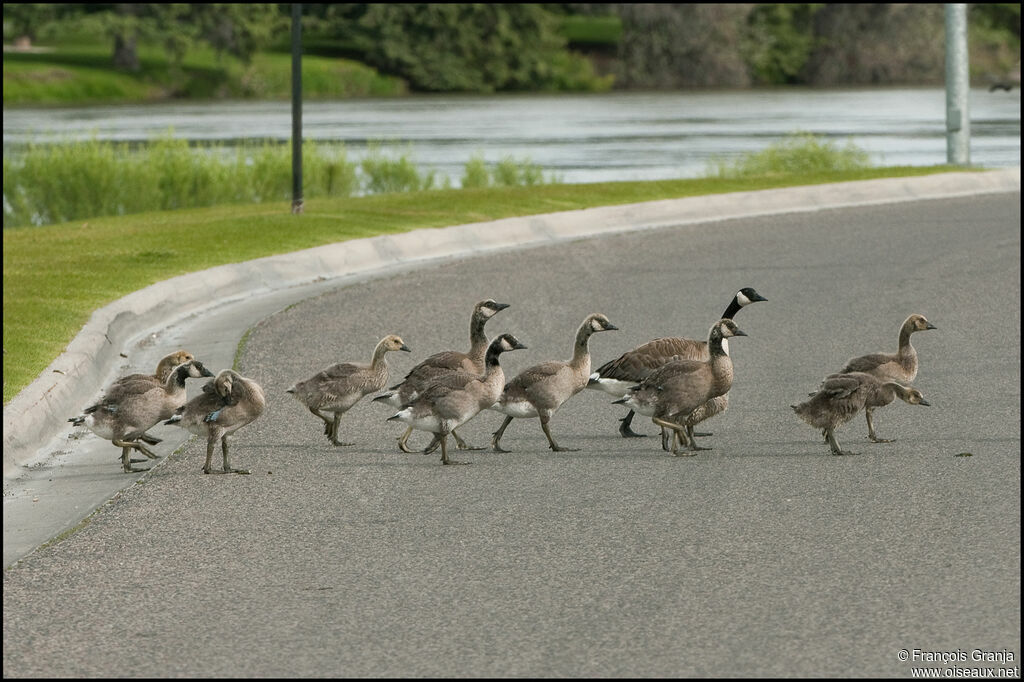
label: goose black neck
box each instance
[172,365,190,387]
[721,297,742,320]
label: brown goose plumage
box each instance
[588,287,766,438]
[793,371,930,456]
[491,313,618,453]
[836,313,936,442]
[288,335,411,446]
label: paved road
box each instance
[3,192,1020,677]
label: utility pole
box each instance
[944,3,970,165]
[291,3,304,214]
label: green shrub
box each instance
[359,143,435,194]
[707,132,872,178]
[461,154,491,189]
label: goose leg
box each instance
[684,425,711,451]
[826,428,857,456]
[865,408,895,443]
[422,434,442,454]
[203,437,217,473]
[396,426,419,453]
[619,410,646,438]
[660,426,671,451]
[114,439,155,472]
[452,428,482,451]
[492,416,514,453]
[541,415,578,452]
[653,418,692,456]
[221,436,250,474]
[440,434,469,465]
[309,407,333,439]
[329,412,354,447]
[139,432,163,445]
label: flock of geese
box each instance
[68,289,937,472]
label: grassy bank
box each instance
[2,43,406,106]
[3,166,966,403]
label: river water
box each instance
[2,88,1019,185]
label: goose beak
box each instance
[604,323,619,331]
[612,397,628,405]
[748,291,768,302]
[926,322,937,330]
[493,302,511,311]
[400,344,412,352]
[201,366,215,377]
[733,329,748,337]
[513,341,528,350]
[919,398,931,406]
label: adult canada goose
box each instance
[793,372,930,456]
[588,287,766,438]
[613,319,747,456]
[68,360,215,473]
[102,349,196,447]
[491,313,618,453]
[165,369,266,474]
[374,299,510,452]
[388,334,527,465]
[287,335,411,446]
[835,313,936,443]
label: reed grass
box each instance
[707,132,873,178]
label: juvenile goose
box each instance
[287,335,411,446]
[614,319,747,456]
[68,360,215,473]
[793,371,930,456]
[102,349,196,447]
[491,313,618,453]
[165,369,266,474]
[588,287,767,438]
[374,299,510,452]
[835,313,936,443]
[388,334,527,465]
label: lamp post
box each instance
[945,3,970,166]
[291,3,303,214]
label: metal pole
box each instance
[291,3,304,214]
[944,3,970,165]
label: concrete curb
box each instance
[3,168,1019,479]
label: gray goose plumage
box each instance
[388,334,527,465]
[614,319,747,456]
[835,313,936,442]
[374,299,510,452]
[793,371,930,456]
[588,287,766,439]
[68,360,215,473]
[491,313,618,453]
[165,369,267,474]
[102,349,197,447]
[288,335,411,446]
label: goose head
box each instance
[475,299,512,320]
[735,287,768,307]
[906,314,937,332]
[585,313,619,334]
[381,334,412,353]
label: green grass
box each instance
[3,165,967,403]
[2,42,406,105]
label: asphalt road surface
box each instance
[3,192,1020,677]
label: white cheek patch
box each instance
[721,337,730,356]
[736,292,751,306]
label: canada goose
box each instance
[388,333,527,465]
[68,360,215,473]
[287,335,411,447]
[374,299,510,452]
[613,319,747,456]
[793,372,930,456]
[836,313,936,443]
[491,313,618,453]
[165,369,266,474]
[588,287,766,439]
[102,349,196,447]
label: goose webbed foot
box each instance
[618,413,646,438]
[331,439,355,447]
[868,433,896,444]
